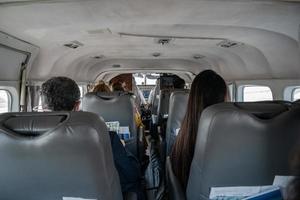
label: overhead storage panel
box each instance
[0,31,39,81]
[0,45,27,81]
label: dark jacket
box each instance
[109,131,144,199]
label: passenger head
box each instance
[173,75,185,89]
[189,70,227,109]
[92,81,111,93]
[112,81,125,92]
[171,69,227,190]
[41,76,81,111]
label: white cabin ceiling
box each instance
[0,0,299,82]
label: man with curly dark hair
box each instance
[41,76,81,111]
[41,76,144,199]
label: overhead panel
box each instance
[0,45,27,81]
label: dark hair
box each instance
[112,81,125,92]
[173,75,185,89]
[287,177,300,200]
[92,81,111,93]
[171,70,227,190]
[41,76,80,111]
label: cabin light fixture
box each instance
[91,55,104,59]
[156,38,173,46]
[63,40,84,49]
[152,52,161,57]
[87,28,112,35]
[112,64,121,68]
[217,40,243,48]
[193,54,205,59]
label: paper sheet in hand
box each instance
[209,186,276,199]
[273,175,295,199]
[273,175,295,188]
[119,126,130,140]
[243,187,282,200]
[175,128,180,136]
[105,121,120,133]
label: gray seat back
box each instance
[165,90,189,155]
[157,89,173,121]
[151,86,160,115]
[187,102,299,200]
[157,89,187,121]
[82,92,138,156]
[0,111,122,200]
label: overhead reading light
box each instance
[152,52,161,57]
[63,41,84,49]
[193,54,205,59]
[91,55,104,59]
[217,40,243,48]
[156,38,173,46]
[112,64,121,68]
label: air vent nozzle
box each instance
[91,55,104,59]
[217,40,243,48]
[193,54,205,59]
[152,52,161,57]
[155,38,173,45]
[63,41,84,49]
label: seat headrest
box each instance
[2,114,67,137]
[233,101,290,119]
[86,91,134,100]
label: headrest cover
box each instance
[234,101,290,119]
[86,91,134,100]
[3,115,67,136]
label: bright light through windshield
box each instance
[146,78,157,85]
[134,73,158,85]
[135,75,144,85]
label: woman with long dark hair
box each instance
[170,70,227,191]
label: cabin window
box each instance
[292,87,300,101]
[242,86,273,102]
[0,90,11,113]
